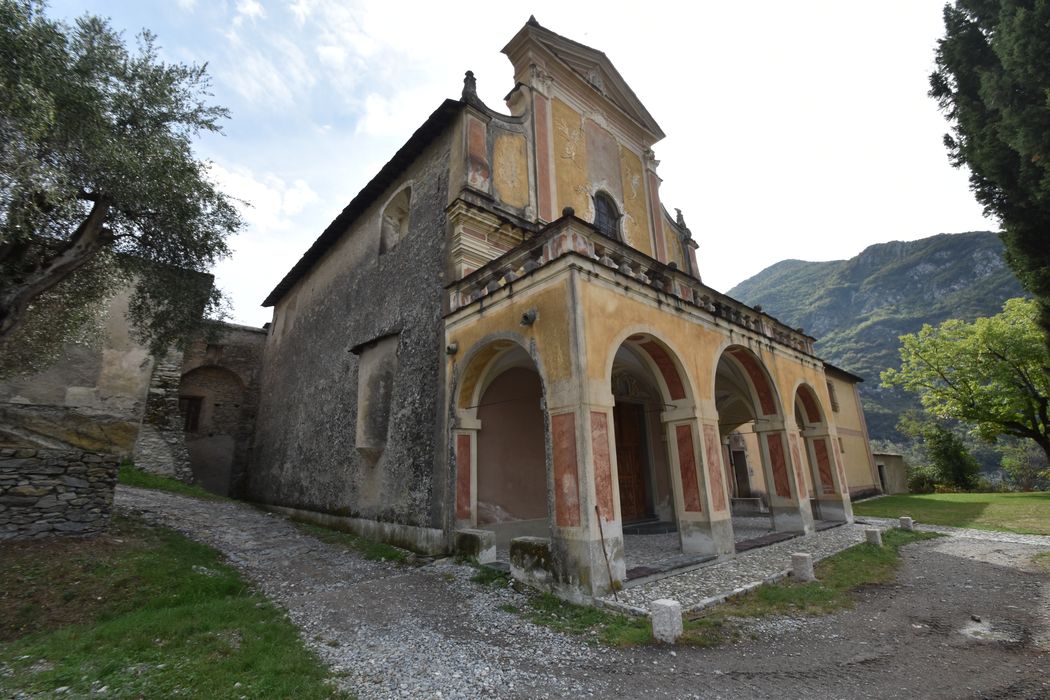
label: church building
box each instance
[249,18,875,599]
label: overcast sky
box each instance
[48,0,996,327]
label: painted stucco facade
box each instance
[252,18,875,599]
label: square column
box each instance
[544,389,626,600]
[755,420,814,534]
[802,427,854,523]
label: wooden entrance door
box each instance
[613,402,649,521]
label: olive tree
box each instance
[0,0,239,372]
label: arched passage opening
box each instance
[178,365,247,496]
[794,383,848,522]
[454,340,550,559]
[611,342,677,529]
[609,333,729,570]
[715,346,812,543]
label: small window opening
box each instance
[826,380,840,413]
[179,396,203,432]
[380,188,411,255]
[593,191,620,239]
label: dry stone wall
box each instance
[0,448,119,540]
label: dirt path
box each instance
[116,486,1050,700]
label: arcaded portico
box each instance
[446,216,854,598]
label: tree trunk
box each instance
[0,197,112,341]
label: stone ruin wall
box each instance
[0,448,119,541]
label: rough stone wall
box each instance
[0,288,153,453]
[132,350,192,482]
[179,325,266,496]
[249,133,452,529]
[0,448,119,540]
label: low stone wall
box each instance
[0,448,119,540]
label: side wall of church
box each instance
[249,131,453,530]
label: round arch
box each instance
[793,382,827,428]
[451,334,552,546]
[601,326,697,408]
[712,344,784,420]
[455,333,546,412]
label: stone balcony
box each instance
[446,211,816,356]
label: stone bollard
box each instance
[650,599,683,644]
[865,528,883,546]
[899,516,914,531]
[791,553,816,582]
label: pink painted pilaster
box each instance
[702,424,728,513]
[551,412,581,527]
[675,424,702,512]
[454,432,474,522]
[590,411,615,522]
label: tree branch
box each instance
[0,196,113,339]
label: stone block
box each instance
[865,528,883,546]
[454,528,497,564]
[53,521,91,532]
[9,485,51,497]
[510,536,553,589]
[899,516,914,531]
[791,552,816,582]
[650,599,683,644]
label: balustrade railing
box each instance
[446,215,814,355]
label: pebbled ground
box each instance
[116,487,1050,700]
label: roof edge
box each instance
[262,99,465,308]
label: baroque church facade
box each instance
[248,19,878,599]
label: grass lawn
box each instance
[852,492,1050,536]
[0,516,347,699]
[495,528,939,648]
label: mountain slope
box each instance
[727,231,1026,442]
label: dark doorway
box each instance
[731,449,751,498]
[614,401,650,521]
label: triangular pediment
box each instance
[503,19,665,141]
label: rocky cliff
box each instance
[728,231,1026,442]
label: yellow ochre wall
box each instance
[549,98,655,259]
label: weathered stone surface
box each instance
[0,449,117,540]
[791,552,816,581]
[649,598,683,643]
[249,139,451,530]
[9,485,50,497]
[865,528,883,546]
[899,516,914,531]
[455,528,497,564]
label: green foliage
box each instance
[930,1,1050,344]
[728,231,1025,444]
[997,439,1050,491]
[118,462,226,501]
[883,298,1050,464]
[907,463,940,494]
[0,517,346,698]
[470,565,511,586]
[852,491,1050,535]
[900,421,982,491]
[0,0,239,365]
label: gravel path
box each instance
[608,524,872,613]
[115,487,1050,699]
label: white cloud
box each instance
[236,0,266,20]
[176,0,197,11]
[289,0,312,25]
[316,44,347,69]
[208,163,319,233]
